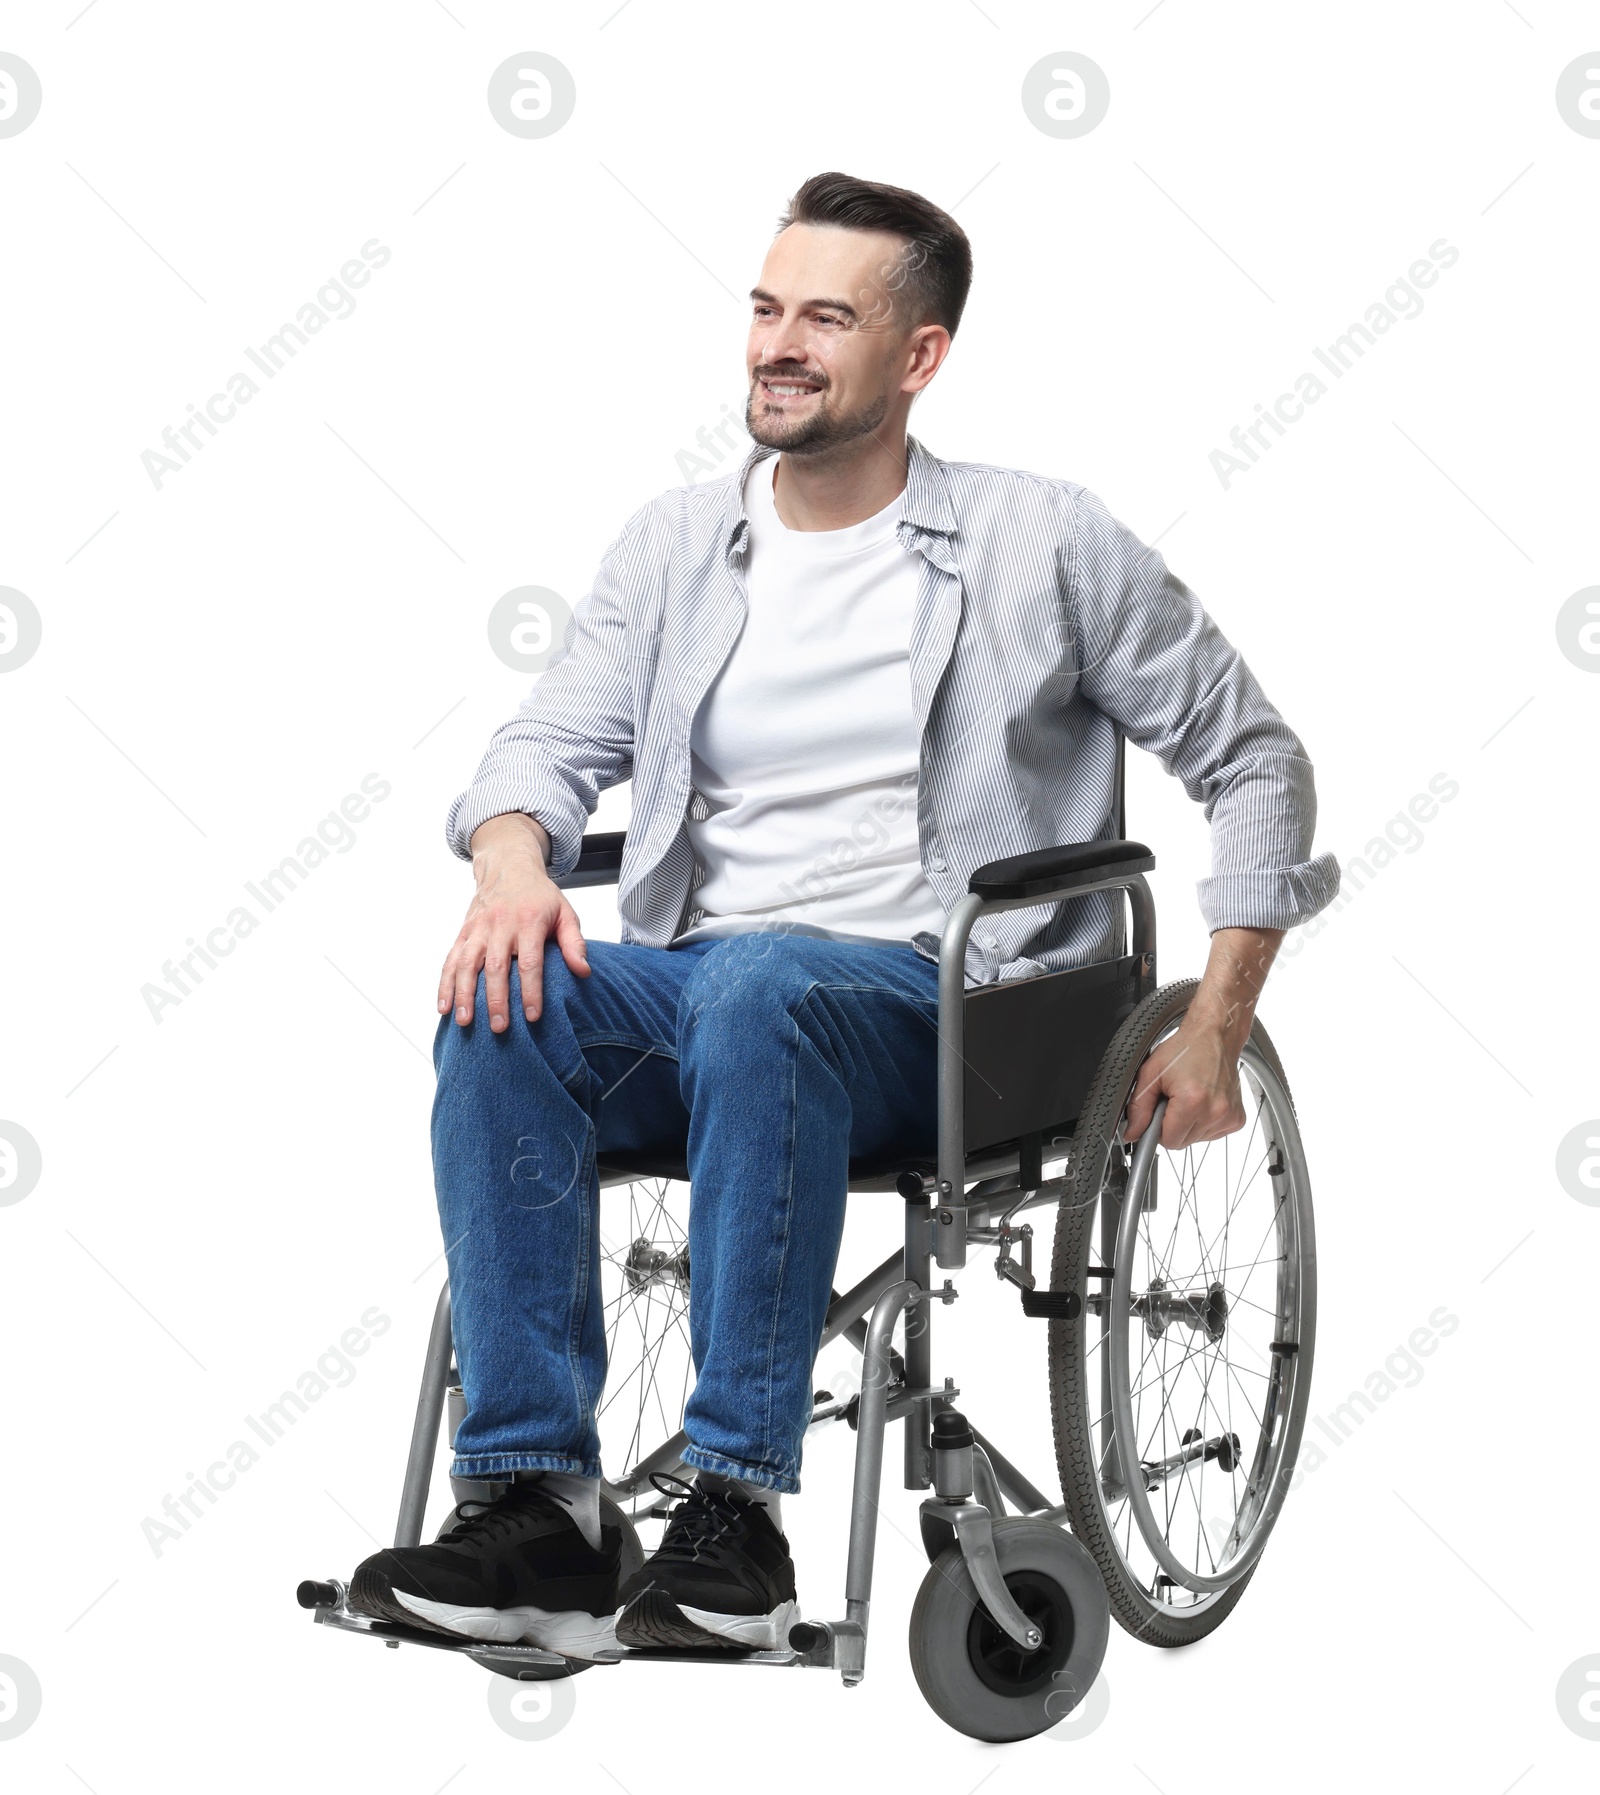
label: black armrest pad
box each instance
[553,830,626,888]
[968,839,1154,902]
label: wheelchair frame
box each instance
[304,785,1166,1695]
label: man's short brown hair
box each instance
[777,171,974,339]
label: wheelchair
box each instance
[298,741,1319,1742]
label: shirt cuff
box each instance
[1196,852,1342,932]
[443,775,588,878]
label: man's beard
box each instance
[744,383,890,457]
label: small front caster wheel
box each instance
[909,1518,1110,1742]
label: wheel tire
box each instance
[470,1494,644,1681]
[909,1519,1110,1743]
[1047,977,1313,1648]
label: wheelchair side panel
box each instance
[960,951,1151,1155]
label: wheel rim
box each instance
[1099,1038,1314,1598]
[595,1177,694,1497]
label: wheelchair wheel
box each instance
[596,1175,695,1506]
[1048,978,1317,1647]
[909,1519,1110,1742]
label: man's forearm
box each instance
[1186,925,1285,1052]
[469,811,552,878]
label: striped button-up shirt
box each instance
[446,435,1339,988]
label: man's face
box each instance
[745,222,926,456]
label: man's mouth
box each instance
[757,377,823,403]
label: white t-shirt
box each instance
[675,454,947,948]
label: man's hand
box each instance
[1124,925,1284,1150]
[440,813,591,1033]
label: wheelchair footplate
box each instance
[297,1579,810,1671]
[300,1581,577,1674]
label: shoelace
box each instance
[647,1471,751,1565]
[440,1480,571,1547]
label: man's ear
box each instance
[903,323,951,394]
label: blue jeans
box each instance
[431,930,942,1495]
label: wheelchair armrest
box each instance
[967,839,1154,903]
[551,829,626,889]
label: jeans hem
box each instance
[450,1452,601,1479]
[681,1443,799,1496]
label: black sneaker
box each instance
[614,1473,798,1652]
[349,1480,621,1660]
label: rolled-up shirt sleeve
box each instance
[443,504,654,878]
[1061,483,1340,932]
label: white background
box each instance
[2,1,1596,1789]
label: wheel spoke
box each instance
[596,1178,695,1482]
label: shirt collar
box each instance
[722,431,955,556]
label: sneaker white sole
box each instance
[675,1597,799,1651]
[393,1590,620,1659]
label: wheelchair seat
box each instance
[596,1146,937,1194]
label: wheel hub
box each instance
[965,1571,1075,1698]
[1133,1275,1229,1343]
[621,1236,689,1295]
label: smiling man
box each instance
[350,172,1338,1659]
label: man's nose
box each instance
[755,321,813,375]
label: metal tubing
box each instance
[935,894,983,1269]
[949,1504,1042,1651]
[967,1422,1055,1517]
[395,1282,455,1549]
[819,1249,907,1350]
[902,1197,933,1491]
[970,1442,1006,1517]
[1127,873,1156,964]
[842,1279,922,1682]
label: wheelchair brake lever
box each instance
[994,1220,1035,1292]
